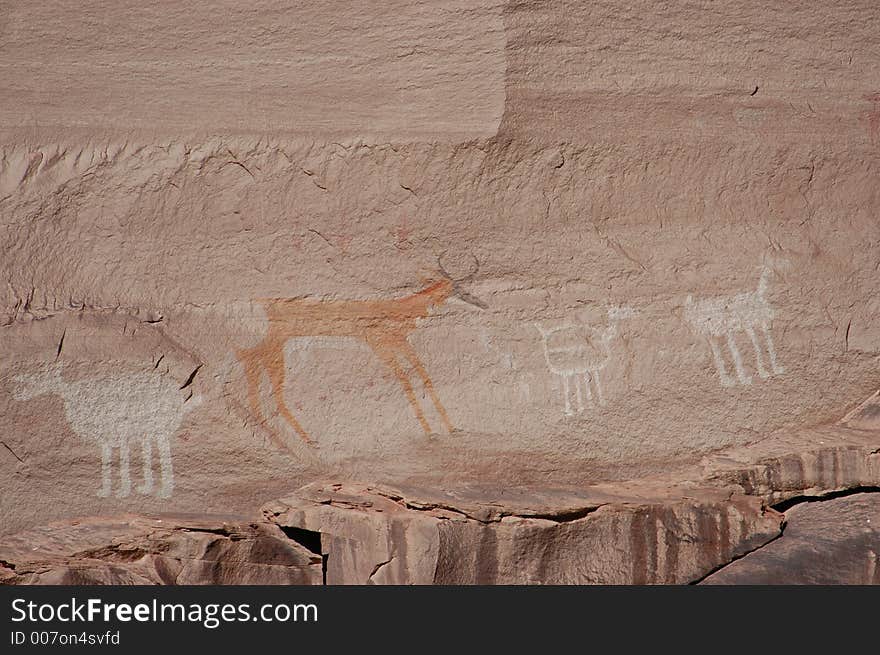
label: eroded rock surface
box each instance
[259,397,880,584]
[0,2,878,581]
[1,391,876,585]
[263,482,783,584]
[702,493,880,584]
[0,515,322,585]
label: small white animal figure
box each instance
[684,266,785,387]
[12,362,199,498]
[536,306,635,415]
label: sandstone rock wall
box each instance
[1,2,878,538]
[0,515,322,585]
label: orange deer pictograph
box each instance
[237,255,486,447]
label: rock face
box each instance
[0,516,322,585]
[0,2,879,582]
[702,493,880,585]
[256,398,879,584]
[263,482,784,585]
[0,395,876,585]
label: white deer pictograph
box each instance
[536,306,635,416]
[12,362,199,498]
[684,265,785,387]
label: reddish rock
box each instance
[0,515,322,585]
[263,482,783,584]
[702,493,880,584]
[0,3,879,584]
[2,3,880,537]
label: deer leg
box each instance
[761,322,785,374]
[371,343,433,434]
[266,354,313,445]
[708,337,735,387]
[238,347,267,428]
[744,324,769,379]
[726,331,752,385]
[156,434,174,499]
[560,374,573,416]
[239,347,302,451]
[117,439,131,498]
[573,373,584,413]
[591,369,605,406]
[139,435,153,495]
[582,372,594,408]
[98,443,111,498]
[397,339,454,432]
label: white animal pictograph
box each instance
[684,266,785,387]
[536,306,635,416]
[12,362,199,498]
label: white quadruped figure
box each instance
[684,265,785,387]
[12,362,200,499]
[536,306,636,416]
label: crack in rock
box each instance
[771,485,880,513]
[688,527,786,585]
[368,555,396,583]
[694,487,880,583]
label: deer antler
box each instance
[437,251,480,282]
[459,253,480,283]
[437,251,487,309]
[437,251,452,280]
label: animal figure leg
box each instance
[370,342,432,434]
[582,372,594,408]
[238,347,266,428]
[573,373,585,413]
[726,331,752,385]
[139,436,154,494]
[156,434,174,499]
[397,339,454,432]
[560,373,573,416]
[591,370,605,406]
[744,325,769,379]
[761,322,784,374]
[98,443,112,498]
[117,439,131,498]
[708,338,735,387]
[238,347,301,450]
[264,349,313,445]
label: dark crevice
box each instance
[378,488,604,525]
[368,556,395,583]
[278,527,327,585]
[519,505,604,523]
[1,441,24,463]
[181,526,230,536]
[772,486,880,513]
[178,364,202,390]
[55,328,65,359]
[279,527,322,555]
